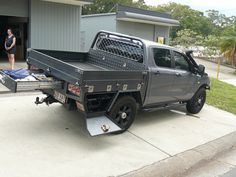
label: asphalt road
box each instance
[185,148,236,177]
[195,59,235,80]
[195,58,236,86]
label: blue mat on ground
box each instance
[2,69,30,79]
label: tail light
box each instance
[68,84,81,96]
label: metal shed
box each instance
[80,5,179,52]
[0,0,93,60]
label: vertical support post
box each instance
[216,58,221,80]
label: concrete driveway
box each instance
[0,84,9,92]
[0,61,27,71]
[0,94,236,177]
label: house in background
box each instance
[0,0,93,60]
[80,5,180,52]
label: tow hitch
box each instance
[35,96,58,106]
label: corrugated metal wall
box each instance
[30,0,81,51]
[80,14,116,52]
[81,15,172,51]
[154,25,170,44]
[116,21,170,44]
[116,21,155,41]
[0,0,29,17]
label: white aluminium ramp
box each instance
[86,116,122,136]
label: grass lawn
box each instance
[207,78,236,115]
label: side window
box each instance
[153,48,172,68]
[173,52,190,71]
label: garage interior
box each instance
[0,16,28,61]
[0,0,89,63]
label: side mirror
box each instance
[198,64,205,74]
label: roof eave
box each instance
[117,11,180,27]
[116,18,179,27]
[42,0,94,6]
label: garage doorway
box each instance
[0,16,28,61]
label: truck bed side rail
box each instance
[27,49,82,84]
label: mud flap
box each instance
[86,115,122,136]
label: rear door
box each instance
[146,47,176,105]
[172,51,196,100]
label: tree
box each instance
[153,2,214,38]
[202,35,221,57]
[206,10,236,35]
[203,35,220,48]
[82,0,132,15]
[82,0,148,15]
[172,29,199,48]
[133,0,147,8]
[220,28,236,67]
[206,10,235,28]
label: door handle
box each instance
[176,73,182,77]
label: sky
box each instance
[144,0,236,17]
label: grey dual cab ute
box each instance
[0,31,210,136]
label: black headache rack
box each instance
[92,31,145,63]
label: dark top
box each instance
[6,35,16,54]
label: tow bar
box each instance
[35,96,58,106]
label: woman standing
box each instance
[5,29,16,70]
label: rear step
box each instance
[86,115,122,136]
[0,71,62,93]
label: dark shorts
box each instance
[7,47,16,55]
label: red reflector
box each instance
[76,101,85,112]
[68,84,81,96]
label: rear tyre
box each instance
[186,88,206,114]
[109,96,137,134]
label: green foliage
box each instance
[82,0,148,15]
[153,2,214,38]
[200,35,220,56]
[172,29,198,47]
[133,0,148,9]
[172,29,205,47]
[207,78,236,115]
[202,35,220,48]
[220,35,236,66]
[82,0,131,15]
[219,25,236,64]
[206,10,236,35]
